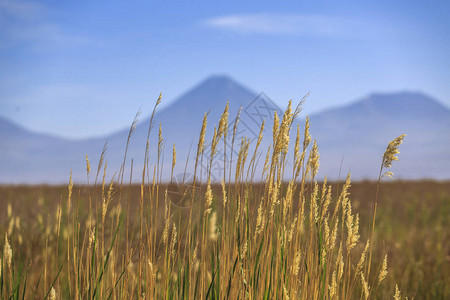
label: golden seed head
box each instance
[255,200,265,240]
[272,111,279,147]
[361,272,370,300]
[254,120,265,152]
[157,93,162,105]
[294,124,301,163]
[322,185,332,220]
[393,284,401,300]
[284,181,294,218]
[235,195,241,224]
[240,240,248,260]
[221,178,227,208]
[337,243,344,280]
[311,182,319,224]
[329,271,337,298]
[287,216,297,243]
[204,180,213,217]
[7,203,11,218]
[383,171,394,179]
[262,145,271,177]
[283,283,290,300]
[158,123,164,153]
[303,116,311,150]
[88,227,95,249]
[211,127,219,157]
[339,173,352,212]
[208,211,218,241]
[307,140,320,179]
[323,218,330,246]
[293,250,301,276]
[102,200,108,223]
[192,243,198,266]
[382,134,406,169]
[198,113,208,154]
[4,234,12,268]
[162,199,170,246]
[356,240,370,275]
[346,204,360,252]
[85,154,91,175]
[235,137,249,181]
[170,223,177,258]
[232,106,242,138]
[49,287,56,300]
[218,101,229,138]
[172,144,176,168]
[378,254,388,284]
[329,222,338,251]
[275,101,293,154]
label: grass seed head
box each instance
[329,271,337,299]
[240,241,248,260]
[283,283,290,300]
[170,223,177,258]
[307,140,320,179]
[361,273,370,299]
[85,154,91,175]
[382,134,406,169]
[303,116,311,150]
[172,143,176,169]
[218,101,229,138]
[379,254,388,284]
[208,211,218,241]
[4,234,12,269]
[293,250,301,276]
[204,180,213,217]
[393,284,401,300]
[49,287,56,300]
[337,242,344,281]
[272,111,279,149]
[198,113,208,154]
[221,178,227,208]
[88,227,95,249]
[356,240,370,275]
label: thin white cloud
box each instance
[203,13,360,37]
[0,0,90,50]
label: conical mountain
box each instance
[104,75,281,182]
[1,77,449,183]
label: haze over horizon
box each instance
[1,0,449,138]
[1,74,449,140]
[1,75,449,183]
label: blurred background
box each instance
[1,0,449,183]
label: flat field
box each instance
[0,180,448,299]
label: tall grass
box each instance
[1,97,408,299]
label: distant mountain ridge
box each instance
[1,76,449,183]
[307,92,450,179]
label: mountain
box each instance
[308,92,450,179]
[0,76,449,183]
[102,75,280,183]
[106,75,259,162]
[0,116,103,183]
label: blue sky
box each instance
[1,0,449,139]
